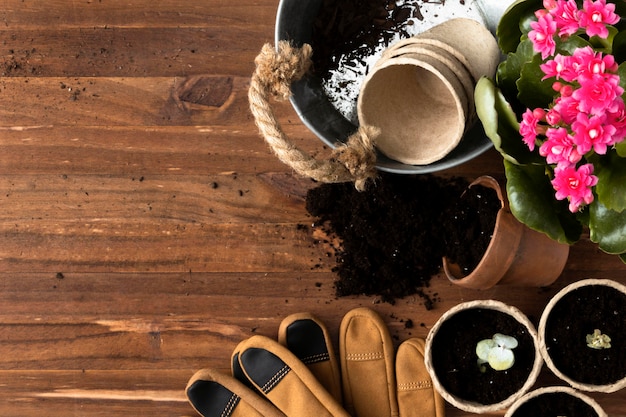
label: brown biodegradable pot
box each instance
[424,300,543,413]
[443,176,570,290]
[357,53,468,165]
[505,386,608,417]
[539,278,626,393]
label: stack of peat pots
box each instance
[357,18,500,166]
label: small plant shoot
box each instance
[586,329,612,350]
[476,333,518,372]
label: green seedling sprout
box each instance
[586,329,611,350]
[476,333,518,372]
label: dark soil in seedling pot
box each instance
[543,284,626,385]
[429,307,536,405]
[509,392,599,417]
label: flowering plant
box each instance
[476,0,626,260]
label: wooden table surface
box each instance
[0,1,624,416]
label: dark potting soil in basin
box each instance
[429,307,536,405]
[305,174,500,305]
[509,392,599,417]
[544,284,626,386]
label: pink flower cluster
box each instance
[520,0,625,213]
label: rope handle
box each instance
[248,41,378,191]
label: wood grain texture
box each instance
[0,1,625,416]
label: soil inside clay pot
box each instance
[305,174,499,305]
[544,284,626,385]
[509,392,598,417]
[444,184,500,275]
[429,307,536,405]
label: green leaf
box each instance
[617,141,626,158]
[517,53,558,110]
[474,78,542,165]
[496,0,543,54]
[496,39,537,111]
[589,199,626,254]
[555,34,591,55]
[593,151,626,213]
[504,160,582,244]
[619,62,626,93]
[614,31,626,63]
[476,339,496,361]
[488,347,515,371]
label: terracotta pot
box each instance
[424,300,543,413]
[443,176,570,290]
[505,386,607,417]
[539,278,626,393]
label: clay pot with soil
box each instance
[443,176,570,290]
[539,279,626,393]
[505,386,607,417]
[424,300,543,413]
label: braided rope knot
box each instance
[249,41,378,191]
[254,42,313,101]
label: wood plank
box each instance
[0,125,327,175]
[0,173,312,222]
[0,76,255,126]
[0,0,276,29]
[0,370,192,417]
[1,28,270,77]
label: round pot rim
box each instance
[504,386,608,417]
[538,278,626,393]
[424,299,543,413]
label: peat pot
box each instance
[539,278,626,393]
[505,386,607,417]
[443,176,570,290]
[424,300,543,413]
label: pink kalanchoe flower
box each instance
[520,108,544,151]
[571,112,617,154]
[606,101,626,144]
[552,94,581,125]
[574,47,619,80]
[541,54,578,82]
[543,0,558,11]
[579,0,619,38]
[551,163,598,212]
[540,127,582,167]
[546,107,562,125]
[573,73,623,114]
[551,0,581,36]
[529,13,558,58]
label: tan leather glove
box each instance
[339,307,445,417]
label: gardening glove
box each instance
[231,335,350,417]
[185,368,286,417]
[277,308,445,417]
[339,307,446,417]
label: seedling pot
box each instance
[505,386,607,417]
[425,300,543,413]
[539,279,626,393]
[443,176,570,290]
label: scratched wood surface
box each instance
[0,1,625,416]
